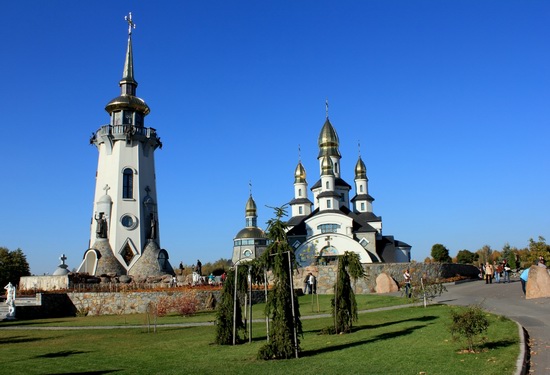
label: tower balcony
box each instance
[90,124,162,150]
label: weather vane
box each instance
[125,12,136,36]
[325,98,329,118]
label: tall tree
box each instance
[476,245,493,264]
[257,206,302,360]
[0,247,31,287]
[431,244,451,263]
[522,236,550,266]
[214,265,248,344]
[456,249,477,264]
[500,243,518,268]
[332,251,364,333]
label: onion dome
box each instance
[245,195,257,217]
[318,118,341,158]
[235,227,266,239]
[355,156,367,180]
[294,162,307,183]
[105,30,150,116]
[321,156,334,176]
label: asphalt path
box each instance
[433,279,550,374]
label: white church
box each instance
[77,14,173,277]
[233,111,411,266]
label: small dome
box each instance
[235,227,266,239]
[355,157,367,179]
[98,194,112,204]
[317,118,341,158]
[105,94,150,115]
[321,156,334,176]
[294,162,306,183]
[245,195,257,216]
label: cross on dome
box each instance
[125,12,136,36]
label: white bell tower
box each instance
[79,13,172,276]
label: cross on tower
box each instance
[325,99,329,118]
[125,12,136,35]
[60,254,67,266]
[103,184,110,195]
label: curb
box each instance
[515,322,528,375]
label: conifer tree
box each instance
[214,266,248,345]
[258,206,302,359]
[331,251,364,333]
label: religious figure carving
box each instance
[4,282,16,318]
[149,213,157,240]
[95,212,108,238]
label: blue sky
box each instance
[1,1,549,275]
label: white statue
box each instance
[4,282,16,318]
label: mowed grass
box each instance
[0,297,519,375]
[0,294,409,327]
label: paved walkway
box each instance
[433,279,550,374]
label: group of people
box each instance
[481,259,512,284]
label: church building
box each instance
[233,109,411,266]
[78,13,173,277]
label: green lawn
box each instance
[0,297,519,375]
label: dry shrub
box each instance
[156,294,198,317]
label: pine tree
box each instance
[331,251,364,333]
[258,206,302,359]
[214,266,247,345]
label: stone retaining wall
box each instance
[15,263,478,318]
[295,262,479,294]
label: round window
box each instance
[120,214,138,230]
[243,249,252,257]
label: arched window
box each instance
[298,188,302,197]
[327,199,331,209]
[326,181,329,189]
[299,206,303,215]
[123,168,133,199]
[360,185,364,193]
[361,202,365,211]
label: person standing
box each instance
[502,260,511,283]
[494,261,501,283]
[520,268,529,295]
[403,269,412,298]
[196,259,202,276]
[485,262,494,284]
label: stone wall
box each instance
[68,290,222,316]
[295,262,479,294]
[19,276,69,291]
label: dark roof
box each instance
[376,235,396,261]
[317,191,341,199]
[355,211,381,222]
[311,177,352,190]
[394,240,412,248]
[351,193,375,203]
[288,197,313,205]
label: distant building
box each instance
[232,195,269,265]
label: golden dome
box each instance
[355,157,367,179]
[317,118,341,158]
[245,195,257,216]
[235,227,266,239]
[294,162,307,183]
[321,156,334,176]
[105,95,150,115]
